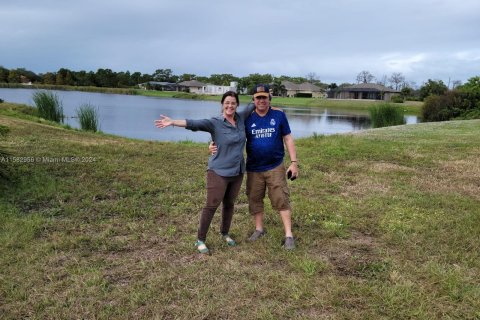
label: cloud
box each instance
[1,0,479,85]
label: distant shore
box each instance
[0,82,422,114]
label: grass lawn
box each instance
[135,89,422,115]
[0,103,478,319]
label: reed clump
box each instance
[368,103,405,128]
[76,103,99,132]
[32,91,64,123]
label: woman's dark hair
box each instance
[221,91,239,105]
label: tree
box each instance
[178,73,196,82]
[306,72,319,83]
[42,72,56,85]
[419,79,448,100]
[0,67,9,83]
[152,68,177,82]
[377,75,388,86]
[95,68,117,87]
[389,72,405,90]
[208,74,238,86]
[117,71,132,87]
[451,80,462,89]
[7,70,20,83]
[271,79,286,97]
[457,76,480,110]
[55,68,75,85]
[75,71,96,86]
[356,70,375,83]
[240,73,274,94]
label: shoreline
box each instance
[0,83,423,114]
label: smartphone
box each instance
[287,170,296,181]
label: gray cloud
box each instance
[1,0,479,85]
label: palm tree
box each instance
[272,79,286,97]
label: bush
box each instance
[32,91,64,123]
[368,103,406,128]
[456,108,480,120]
[0,98,4,103]
[76,103,99,132]
[422,91,464,122]
[295,93,313,98]
[391,95,404,103]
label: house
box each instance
[281,81,325,98]
[178,80,207,94]
[138,81,179,91]
[334,83,400,101]
[179,81,238,95]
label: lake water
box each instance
[0,88,418,142]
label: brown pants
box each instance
[197,170,244,242]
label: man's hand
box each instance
[286,162,299,180]
[208,141,218,155]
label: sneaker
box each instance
[284,237,295,250]
[222,234,237,246]
[247,230,265,242]
[195,240,209,254]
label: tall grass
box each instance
[368,103,406,128]
[76,103,99,132]
[32,91,64,123]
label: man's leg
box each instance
[246,171,266,241]
[279,209,293,238]
[254,211,264,231]
[266,163,295,248]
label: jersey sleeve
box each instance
[280,111,291,136]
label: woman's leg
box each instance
[220,174,244,235]
[197,171,227,242]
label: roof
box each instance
[341,83,399,92]
[178,80,206,87]
[140,81,178,86]
[281,80,322,92]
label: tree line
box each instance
[0,66,325,93]
[0,66,471,102]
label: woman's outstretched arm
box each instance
[154,115,187,129]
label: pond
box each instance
[0,88,418,142]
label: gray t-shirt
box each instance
[185,103,254,177]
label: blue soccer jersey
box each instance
[245,108,291,172]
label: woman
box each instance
[155,91,254,254]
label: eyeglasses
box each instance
[254,96,268,100]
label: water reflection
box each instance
[283,107,370,136]
[0,88,418,142]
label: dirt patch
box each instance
[370,162,416,174]
[313,231,387,278]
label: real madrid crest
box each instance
[270,118,276,126]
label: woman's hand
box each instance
[154,115,173,129]
[208,141,218,155]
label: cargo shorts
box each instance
[246,162,291,214]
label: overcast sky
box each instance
[1,0,479,86]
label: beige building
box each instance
[335,83,400,101]
[178,80,238,95]
[281,81,325,98]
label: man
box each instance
[245,84,298,249]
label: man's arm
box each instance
[283,134,298,179]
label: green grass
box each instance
[135,89,422,114]
[0,103,478,319]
